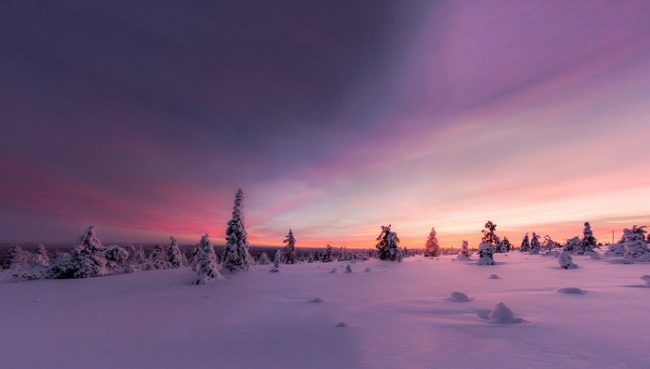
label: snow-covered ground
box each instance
[1,253,649,369]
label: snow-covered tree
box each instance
[146,244,171,270]
[258,252,271,265]
[520,233,530,252]
[270,249,281,273]
[481,221,500,246]
[477,242,495,265]
[622,226,650,263]
[424,227,440,257]
[125,244,145,266]
[104,245,130,272]
[457,240,471,261]
[559,251,578,269]
[33,244,51,267]
[542,235,559,251]
[499,237,512,253]
[193,234,224,284]
[222,189,254,272]
[529,232,541,255]
[48,226,107,279]
[375,225,402,262]
[9,246,36,279]
[578,222,597,255]
[564,236,581,253]
[283,229,297,264]
[322,244,334,262]
[167,236,183,268]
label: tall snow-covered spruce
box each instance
[424,226,440,257]
[376,225,402,261]
[222,189,254,272]
[283,229,297,264]
[193,234,224,284]
[578,222,598,255]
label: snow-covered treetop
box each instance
[284,229,296,247]
[74,226,104,254]
[481,221,500,245]
[623,225,647,243]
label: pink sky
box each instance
[2,1,650,248]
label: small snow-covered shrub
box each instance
[450,291,470,302]
[558,287,586,295]
[559,251,578,269]
[488,274,500,279]
[270,250,281,273]
[456,240,471,261]
[345,264,352,273]
[258,252,271,265]
[487,302,523,324]
[477,242,495,265]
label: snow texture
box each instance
[3,253,650,369]
[222,189,254,272]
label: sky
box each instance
[2,0,650,248]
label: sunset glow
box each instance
[2,1,650,248]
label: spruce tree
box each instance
[457,240,471,260]
[193,234,224,284]
[222,189,254,272]
[168,236,183,268]
[424,227,441,257]
[270,249,281,272]
[323,244,334,262]
[46,226,107,279]
[375,225,402,262]
[283,229,297,264]
[520,233,530,252]
[623,226,650,263]
[578,222,598,255]
[529,232,541,254]
[564,236,581,253]
[478,221,498,264]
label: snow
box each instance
[2,252,650,369]
[558,287,586,295]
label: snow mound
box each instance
[329,268,337,274]
[485,302,523,324]
[364,267,371,272]
[309,297,323,303]
[488,274,500,279]
[335,322,347,327]
[558,287,586,295]
[449,291,470,302]
[641,275,650,286]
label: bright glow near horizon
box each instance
[1,1,650,248]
